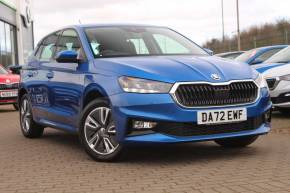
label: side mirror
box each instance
[9,65,22,75]
[204,48,214,56]
[56,50,79,63]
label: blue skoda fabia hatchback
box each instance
[18,24,271,161]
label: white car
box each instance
[259,63,290,114]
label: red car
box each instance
[0,65,20,110]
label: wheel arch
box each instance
[82,84,110,109]
[18,88,28,105]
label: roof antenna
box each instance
[78,19,82,24]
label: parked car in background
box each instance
[254,46,290,73]
[18,24,271,161]
[215,51,245,59]
[235,45,287,65]
[257,64,290,114]
[0,64,20,110]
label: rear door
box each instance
[26,32,60,122]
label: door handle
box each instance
[46,72,54,79]
[27,71,34,77]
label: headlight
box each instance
[118,76,173,93]
[254,73,268,89]
[279,74,290,81]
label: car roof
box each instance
[37,23,169,45]
[255,45,288,51]
[68,23,166,30]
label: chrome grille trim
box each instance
[169,79,260,108]
[0,83,19,90]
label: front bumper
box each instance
[110,88,271,143]
[0,98,17,105]
[124,124,270,143]
[269,80,290,108]
[0,89,18,105]
[0,100,17,105]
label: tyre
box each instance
[20,94,44,138]
[214,135,258,148]
[13,103,19,111]
[79,99,122,162]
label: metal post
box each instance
[236,0,241,51]
[253,37,257,48]
[16,0,24,64]
[221,0,225,42]
[285,30,288,44]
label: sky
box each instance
[33,0,290,46]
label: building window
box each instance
[0,20,17,68]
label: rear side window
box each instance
[38,32,59,61]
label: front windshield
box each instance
[0,65,8,74]
[235,49,257,62]
[85,26,208,58]
[264,46,290,63]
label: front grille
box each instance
[272,93,290,104]
[0,97,17,101]
[154,116,264,137]
[173,81,258,107]
[266,78,277,90]
[0,83,19,90]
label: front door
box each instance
[46,29,86,131]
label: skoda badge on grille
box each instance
[211,73,221,80]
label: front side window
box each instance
[39,33,59,61]
[85,26,208,58]
[57,30,80,52]
[56,29,85,60]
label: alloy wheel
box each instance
[20,98,31,133]
[84,107,119,155]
